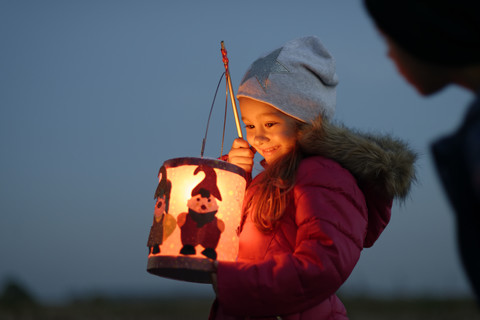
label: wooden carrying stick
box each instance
[220,41,243,138]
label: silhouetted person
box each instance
[363,0,480,304]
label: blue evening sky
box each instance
[0,1,474,302]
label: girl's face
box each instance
[239,98,298,164]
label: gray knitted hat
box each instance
[237,36,338,123]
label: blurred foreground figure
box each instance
[364,0,480,304]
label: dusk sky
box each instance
[0,1,475,303]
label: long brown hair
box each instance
[244,121,308,233]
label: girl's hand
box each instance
[228,138,255,173]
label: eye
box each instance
[265,122,276,128]
[244,124,254,129]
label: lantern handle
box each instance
[220,41,243,139]
[200,72,225,158]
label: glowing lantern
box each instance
[147,41,245,283]
[147,157,247,283]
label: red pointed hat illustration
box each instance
[191,164,222,201]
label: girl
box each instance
[210,36,416,320]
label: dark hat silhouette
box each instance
[191,164,222,201]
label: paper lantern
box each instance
[146,157,247,283]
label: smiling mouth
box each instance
[261,146,279,154]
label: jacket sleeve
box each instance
[216,167,368,317]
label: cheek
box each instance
[279,130,297,148]
[283,139,296,152]
[190,202,202,212]
[246,131,255,145]
[187,197,199,209]
[208,201,219,211]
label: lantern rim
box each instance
[147,255,214,284]
[163,157,247,179]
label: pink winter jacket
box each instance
[211,120,417,320]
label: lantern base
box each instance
[147,255,215,284]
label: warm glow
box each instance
[147,157,247,278]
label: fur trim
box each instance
[298,117,417,200]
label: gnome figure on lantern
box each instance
[177,164,225,260]
[147,166,177,255]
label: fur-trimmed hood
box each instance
[299,117,417,200]
[298,117,417,247]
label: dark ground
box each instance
[0,296,479,320]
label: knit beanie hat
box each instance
[237,36,338,123]
[364,0,480,66]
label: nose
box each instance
[253,128,268,146]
